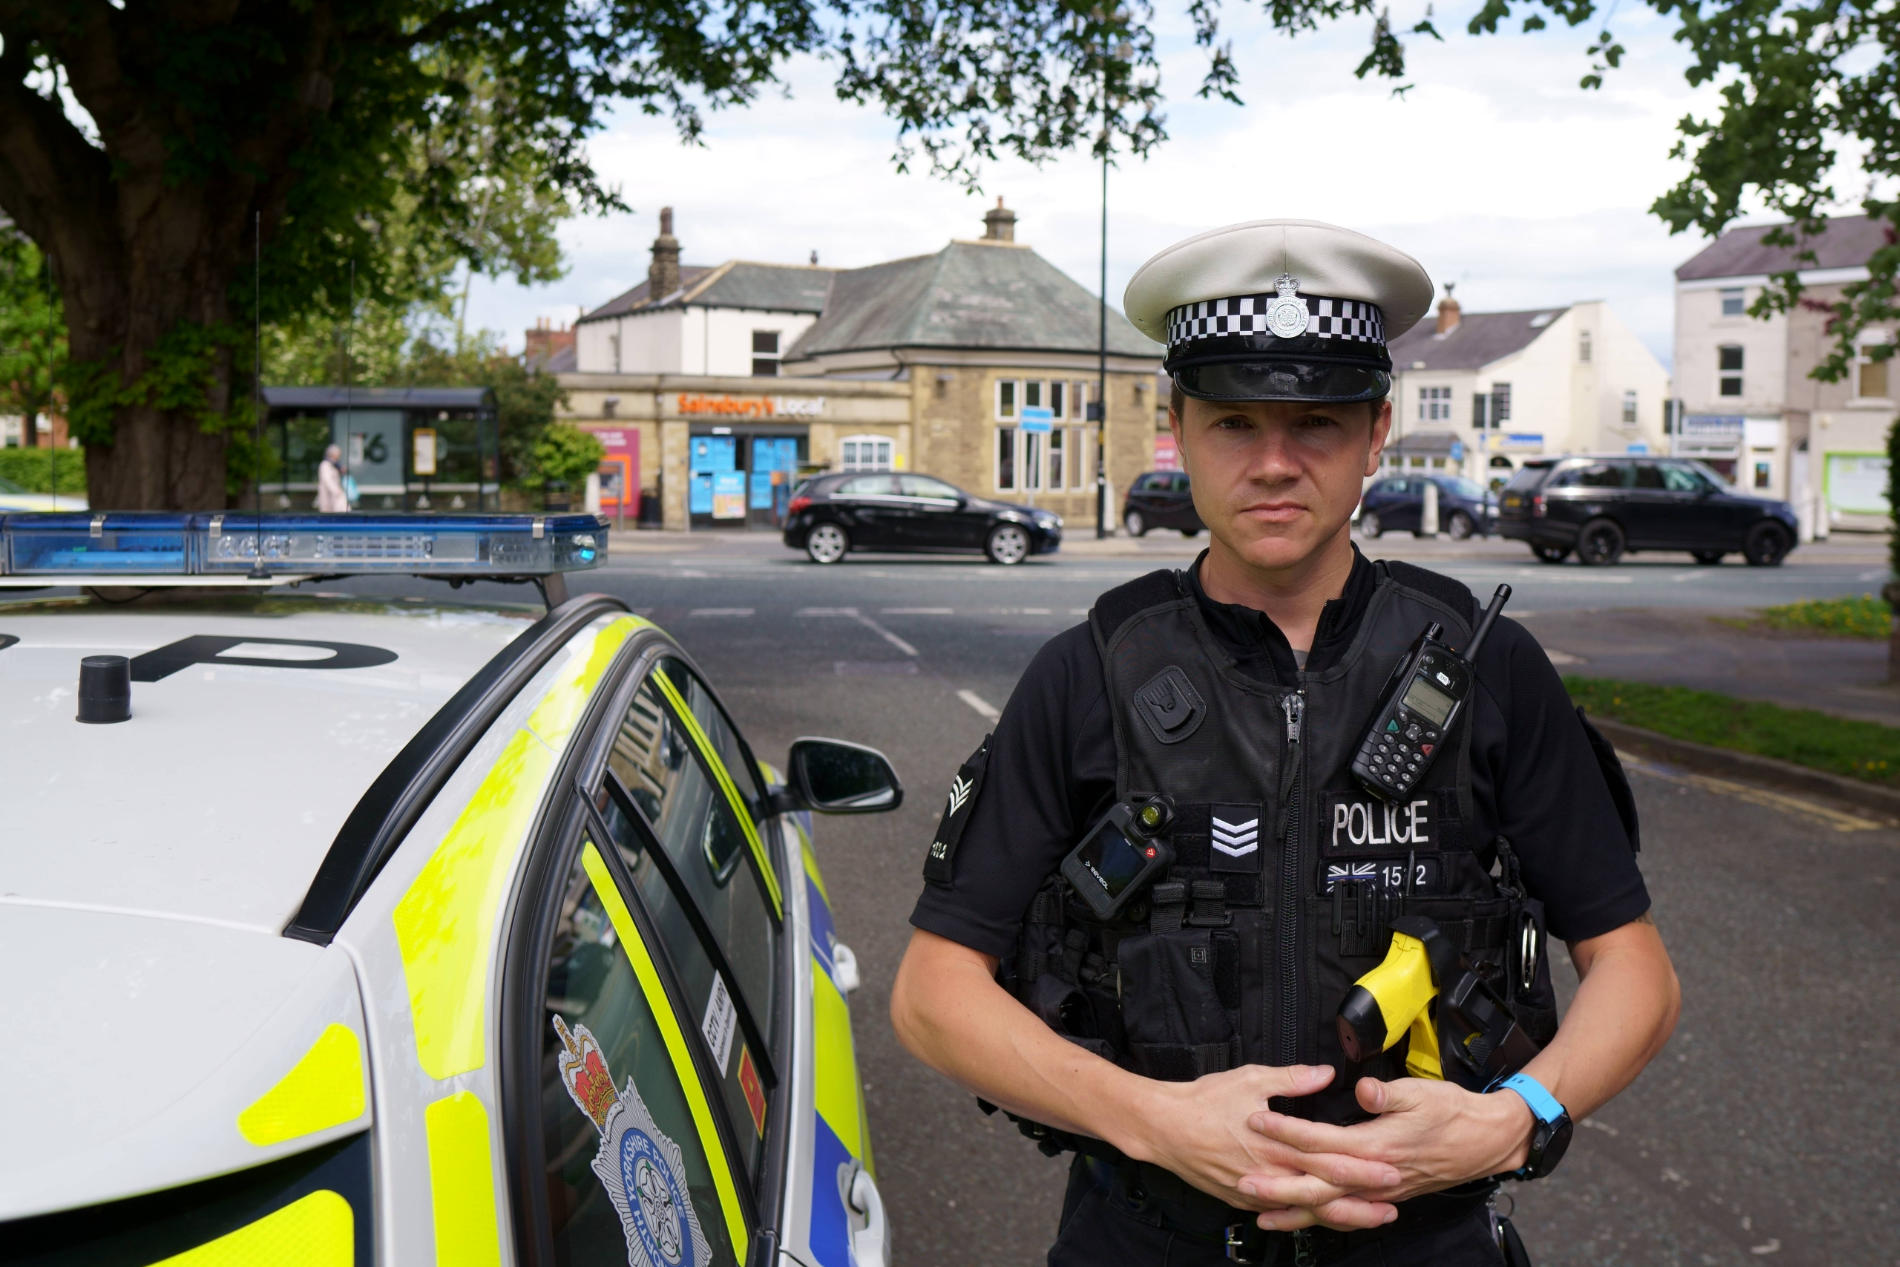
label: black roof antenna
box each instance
[249,210,269,580]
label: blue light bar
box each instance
[0,512,608,579]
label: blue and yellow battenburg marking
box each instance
[800,832,875,1267]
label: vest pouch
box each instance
[1116,928,1242,1081]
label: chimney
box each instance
[1435,282,1461,335]
[648,206,681,302]
[982,197,1017,243]
[523,318,575,369]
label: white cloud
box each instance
[464,5,1873,374]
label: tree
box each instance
[0,219,63,449]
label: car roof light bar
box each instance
[0,512,609,585]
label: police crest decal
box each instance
[555,1015,713,1267]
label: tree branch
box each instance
[0,53,114,277]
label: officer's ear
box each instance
[1364,398,1393,476]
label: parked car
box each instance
[1357,474,1497,539]
[0,512,896,1267]
[782,471,1061,565]
[1496,455,1799,566]
[1121,470,1203,537]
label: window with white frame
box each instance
[1855,333,1892,400]
[1417,386,1451,422]
[1621,390,1638,425]
[995,424,1092,493]
[838,434,893,471]
[1720,287,1745,317]
[1579,330,1592,363]
[751,330,780,377]
[1490,382,1512,424]
[996,377,1092,421]
[1718,345,1744,397]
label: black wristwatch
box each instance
[1496,1073,1573,1180]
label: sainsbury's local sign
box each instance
[676,393,826,419]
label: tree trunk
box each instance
[1885,582,1900,686]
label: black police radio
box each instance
[1351,585,1511,800]
[1060,798,1176,920]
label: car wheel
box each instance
[805,522,849,564]
[1532,544,1570,564]
[1123,510,1147,537]
[1446,511,1474,540]
[1575,518,1625,566]
[1182,527,1201,537]
[1359,511,1383,538]
[1743,522,1792,567]
[1692,550,1725,566]
[986,523,1031,565]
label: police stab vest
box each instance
[1008,560,1559,1130]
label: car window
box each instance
[1663,463,1716,494]
[1630,462,1667,490]
[1133,473,1159,492]
[1503,464,1550,494]
[836,474,898,496]
[901,475,961,502]
[655,657,767,811]
[1448,477,1487,500]
[607,671,779,1063]
[535,835,747,1267]
[1556,462,1626,489]
[596,788,772,1184]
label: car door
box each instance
[1374,478,1422,532]
[900,474,980,548]
[1621,461,1676,547]
[1665,461,1755,547]
[832,474,908,547]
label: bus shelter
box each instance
[261,387,500,511]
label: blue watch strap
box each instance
[1498,1072,1565,1124]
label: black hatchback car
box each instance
[782,471,1062,565]
[1357,474,1497,540]
[1121,470,1204,537]
[1497,455,1800,566]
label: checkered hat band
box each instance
[1165,295,1386,347]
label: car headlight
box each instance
[1035,512,1061,530]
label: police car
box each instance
[0,512,897,1267]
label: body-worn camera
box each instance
[1060,798,1175,920]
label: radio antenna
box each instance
[344,256,355,508]
[249,210,268,579]
[1463,584,1512,661]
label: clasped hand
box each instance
[1138,1065,1527,1234]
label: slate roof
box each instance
[540,342,577,373]
[1675,214,1890,281]
[581,266,715,321]
[581,261,835,322]
[786,241,1158,360]
[1386,308,1568,373]
[262,387,495,410]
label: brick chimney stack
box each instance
[648,206,681,301]
[1435,283,1461,335]
[523,316,576,369]
[982,197,1017,243]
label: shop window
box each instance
[1720,287,1745,317]
[1418,386,1450,422]
[1753,460,1772,490]
[1718,345,1744,397]
[1621,390,1638,425]
[996,380,1017,420]
[751,330,780,377]
[1489,383,1512,424]
[1579,330,1592,363]
[995,427,1018,491]
[1856,336,1892,400]
[839,434,893,472]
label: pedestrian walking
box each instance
[891,219,1680,1266]
[317,444,349,513]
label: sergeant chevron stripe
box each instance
[946,774,973,815]
[1210,815,1260,857]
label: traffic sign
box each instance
[1019,407,1053,435]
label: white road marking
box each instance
[1544,649,1584,665]
[958,689,1001,721]
[1860,570,1887,581]
[1022,607,1051,615]
[883,607,954,615]
[675,568,710,578]
[688,608,754,617]
[796,606,857,617]
[855,611,919,656]
[1671,571,1708,583]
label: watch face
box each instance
[1532,1114,1574,1178]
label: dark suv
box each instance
[1498,456,1799,566]
[1122,470,1203,537]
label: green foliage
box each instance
[527,422,606,491]
[1741,594,1892,640]
[0,445,83,494]
[1563,676,1900,788]
[0,225,64,440]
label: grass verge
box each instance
[1563,676,1900,788]
[1716,593,1893,639]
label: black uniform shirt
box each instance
[911,548,1650,956]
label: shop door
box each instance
[748,437,801,529]
[336,409,405,508]
[690,435,747,529]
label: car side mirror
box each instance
[774,737,903,814]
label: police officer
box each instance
[891,220,1681,1265]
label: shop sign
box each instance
[1153,433,1180,471]
[676,393,826,419]
[1498,432,1544,452]
[1682,414,1745,438]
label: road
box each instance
[337,530,1900,1264]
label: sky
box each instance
[463,1,1867,372]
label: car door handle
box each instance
[847,1164,891,1267]
[831,940,862,994]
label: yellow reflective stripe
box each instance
[146,1189,351,1266]
[424,1092,502,1267]
[238,1024,366,1147]
[798,830,830,907]
[395,614,640,1081]
[650,671,782,914]
[582,842,751,1258]
[810,956,868,1166]
[395,729,551,1080]
[527,615,647,747]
